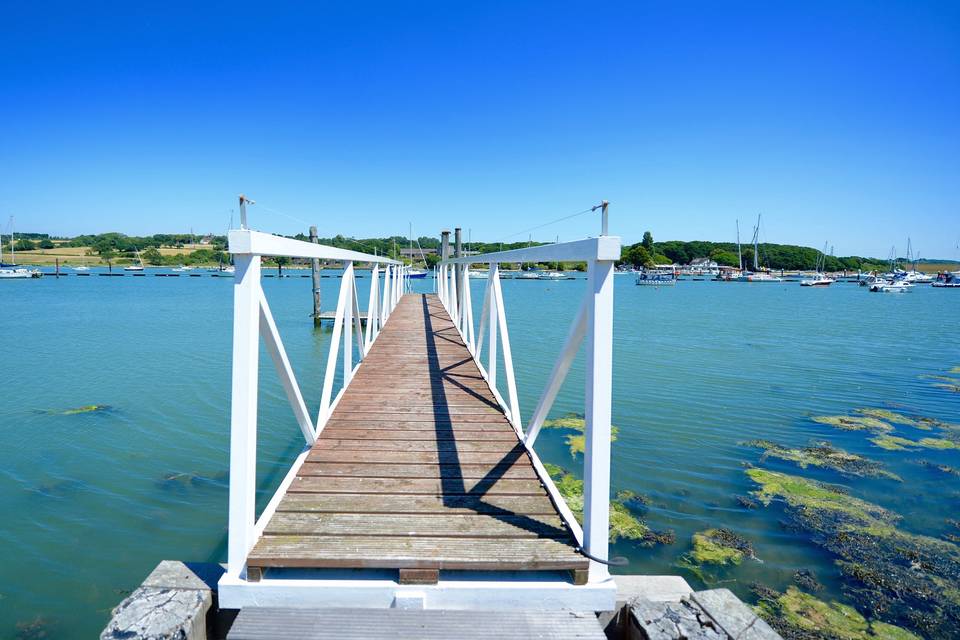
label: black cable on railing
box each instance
[496,206,598,243]
[577,546,629,566]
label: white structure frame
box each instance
[437,235,621,583]
[219,224,619,612]
[222,228,406,585]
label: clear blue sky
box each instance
[2,1,958,258]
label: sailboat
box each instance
[801,243,834,286]
[735,214,782,282]
[0,217,42,279]
[406,223,427,278]
[123,247,145,271]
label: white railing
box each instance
[437,233,620,582]
[226,227,406,580]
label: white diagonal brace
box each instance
[259,290,316,445]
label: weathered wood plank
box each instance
[275,493,557,515]
[287,476,545,495]
[321,419,514,431]
[306,448,527,465]
[313,439,519,453]
[247,535,586,570]
[263,512,567,538]
[298,461,538,479]
[316,428,519,442]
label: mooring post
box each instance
[310,226,321,326]
[56,257,60,278]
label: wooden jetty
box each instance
[246,294,588,584]
[218,217,620,612]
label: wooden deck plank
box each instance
[287,476,546,495]
[248,294,586,576]
[247,536,585,570]
[298,461,539,479]
[275,493,558,515]
[263,513,568,538]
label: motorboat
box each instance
[538,271,565,280]
[172,264,194,272]
[0,267,42,279]
[406,268,427,279]
[932,272,960,289]
[800,275,833,287]
[636,269,677,286]
[870,280,912,293]
[517,271,540,280]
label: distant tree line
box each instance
[619,232,890,271]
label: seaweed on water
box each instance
[544,463,673,546]
[541,413,619,457]
[690,528,755,565]
[793,569,824,592]
[35,404,113,416]
[870,435,960,451]
[736,494,760,509]
[854,409,932,431]
[742,439,901,481]
[156,470,228,492]
[14,617,57,640]
[754,586,921,640]
[812,414,893,433]
[746,468,960,639]
[915,460,960,477]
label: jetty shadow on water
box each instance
[419,294,565,538]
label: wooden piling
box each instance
[310,226,321,326]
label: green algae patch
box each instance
[933,382,960,393]
[38,404,113,416]
[542,413,619,457]
[869,435,918,451]
[917,437,960,450]
[755,586,921,640]
[869,435,959,451]
[855,409,932,430]
[743,439,901,480]
[950,366,960,375]
[747,468,960,638]
[544,464,672,546]
[690,528,753,565]
[812,414,893,433]
[746,468,896,526]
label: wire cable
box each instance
[496,206,600,243]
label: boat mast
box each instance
[10,216,15,266]
[753,214,760,272]
[736,219,742,271]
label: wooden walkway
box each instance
[247,293,587,583]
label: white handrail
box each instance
[436,233,620,581]
[226,228,408,581]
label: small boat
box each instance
[517,271,540,280]
[636,269,677,286]
[468,270,489,279]
[171,264,193,272]
[538,271,565,280]
[0,267,42,279]
[73,265,90,271]
[800,243,833,286]
[800,275,833,287]
[869,280,912,293]
[124,248,145,271]
[406,268,427,279]
[932,272,960,289]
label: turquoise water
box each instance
[1,270,958,637]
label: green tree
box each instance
[38,239,55,249]
[624,243,654,268]
[142,247,164,265]
[641,231,654,252]
[14,238,35,251]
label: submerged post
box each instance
[310,226,321,326]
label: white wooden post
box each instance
[491,270,521,433]
[582,258,615,580]
[381,266,393,324]
[365,265,379,351]
[343,262,354,386]
[227,254,261,578]
[487,263,499,390]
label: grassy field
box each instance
[6,243,219,266]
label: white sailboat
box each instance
[123,247,145,271]
[0,217,42,279]
[801,243,834,287]
[735,214,782,282]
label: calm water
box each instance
[1,270,958,637]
